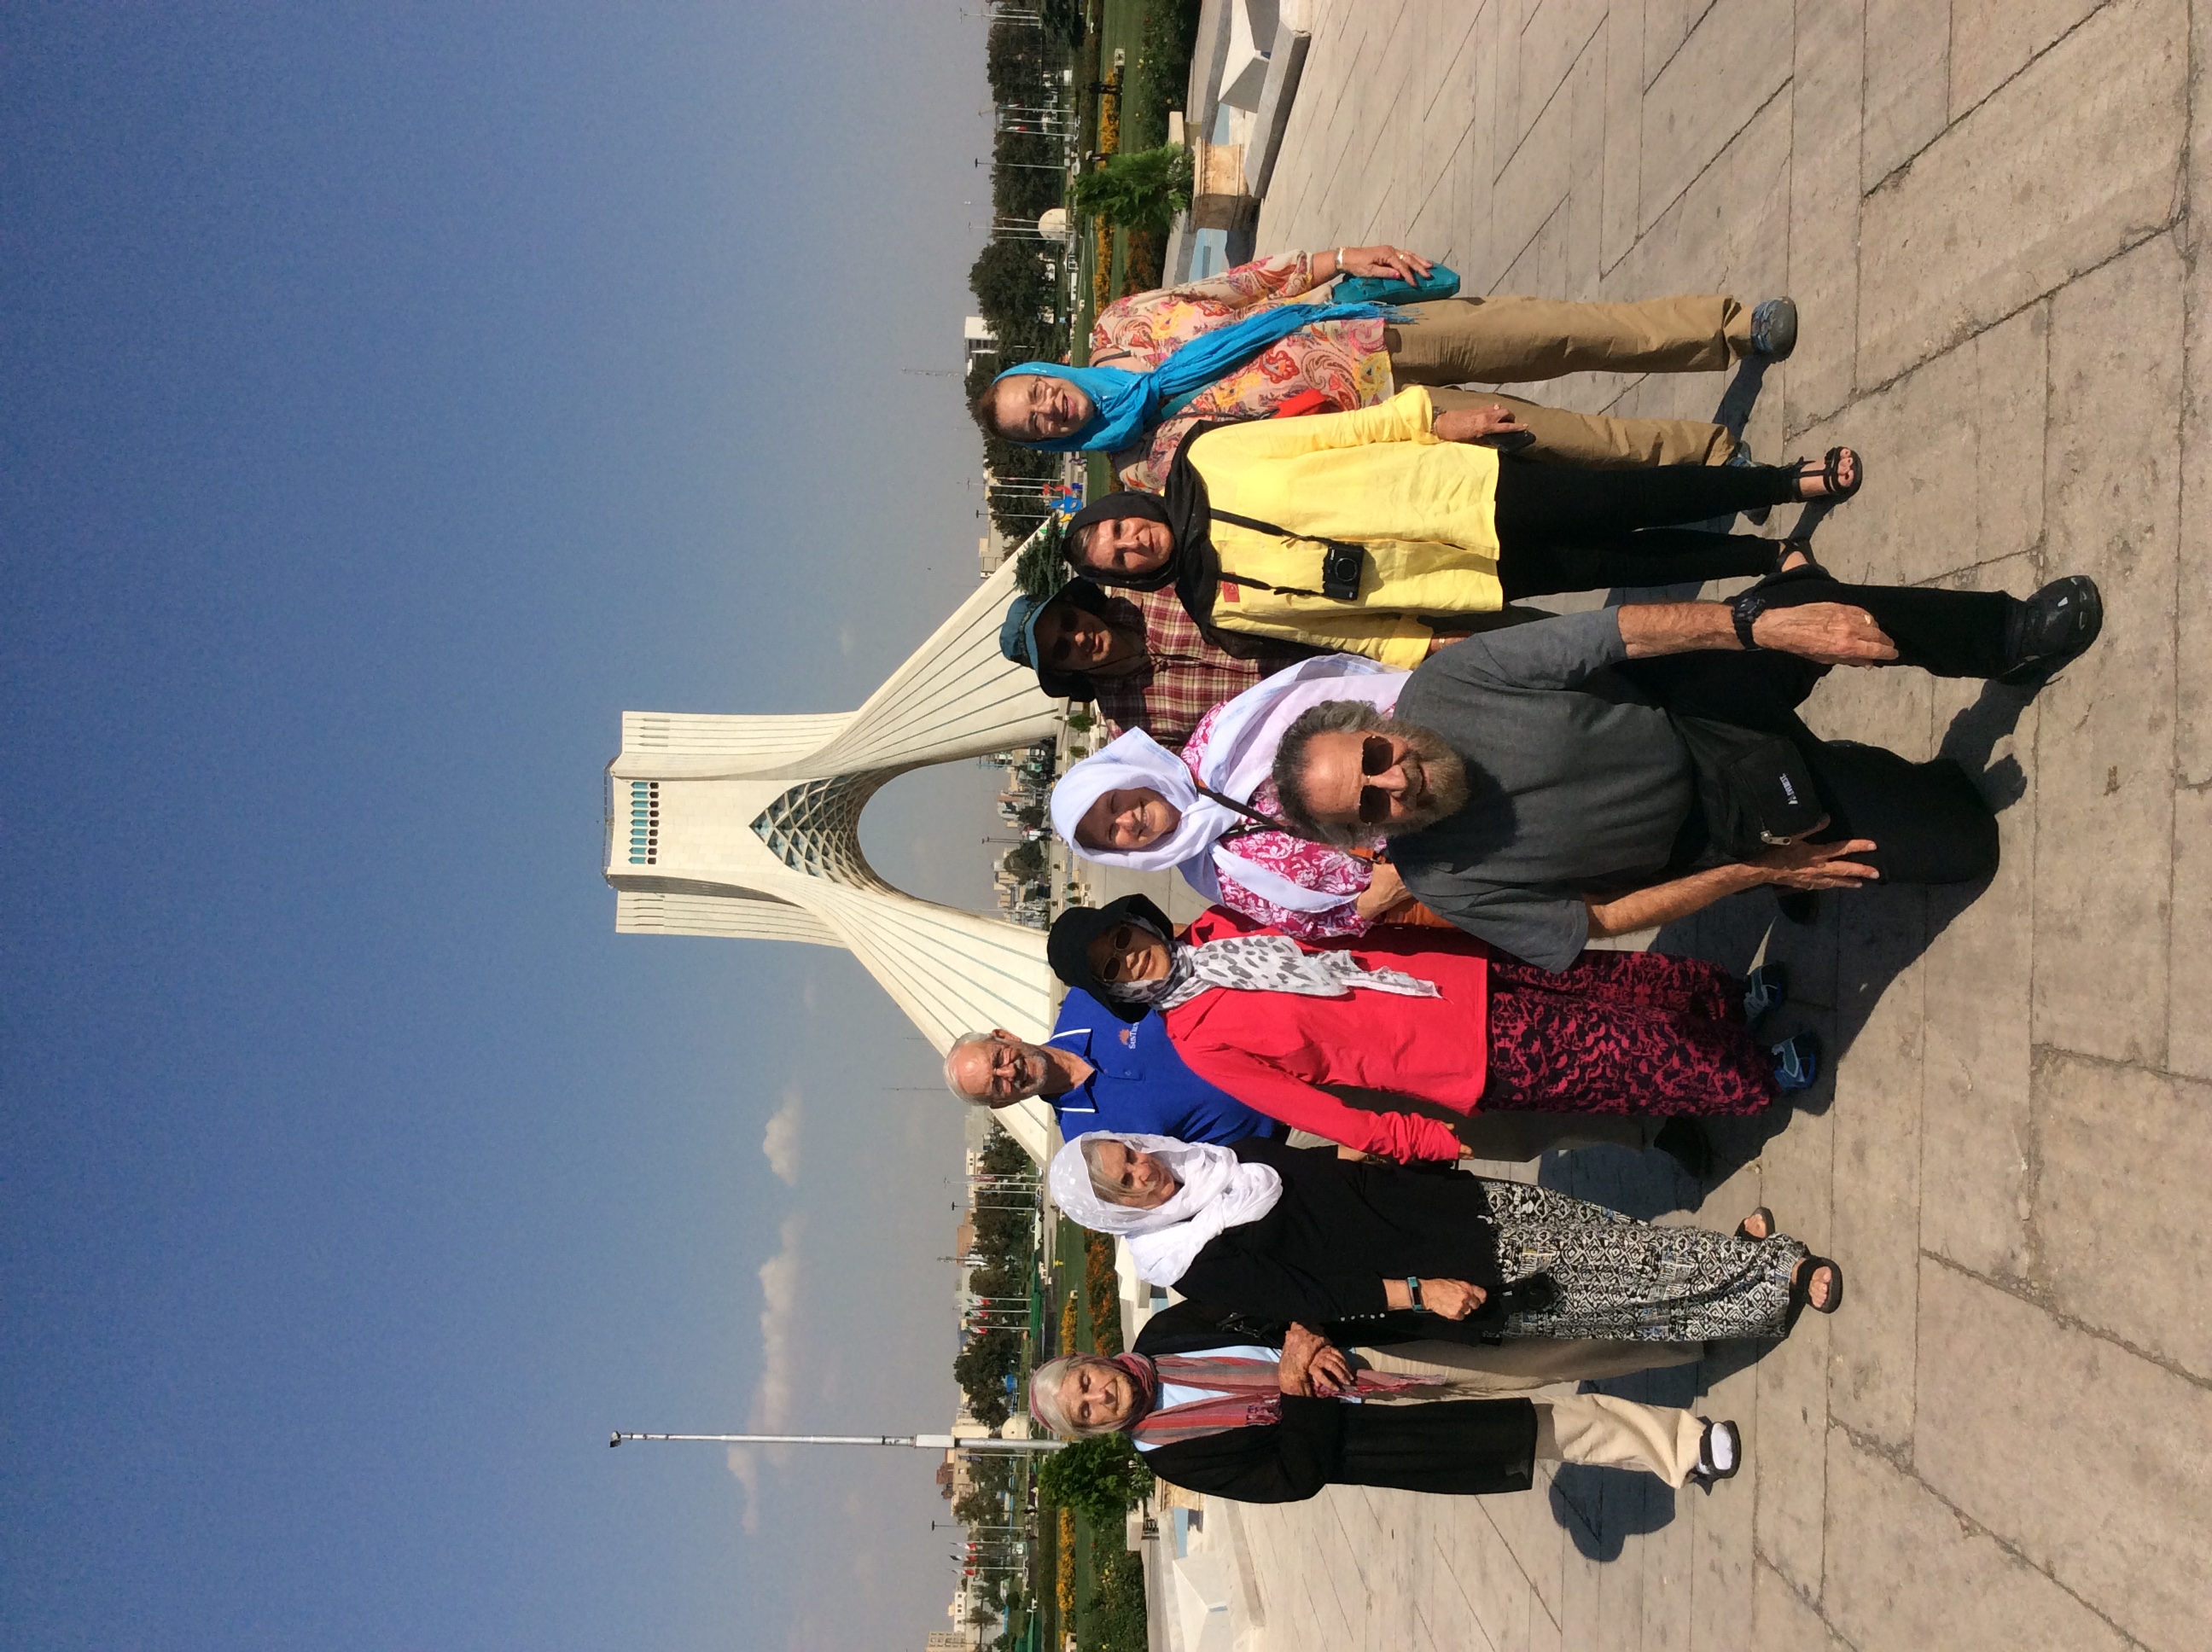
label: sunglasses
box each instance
[1357,735,1400,824]
[1091,923,1138,981]
[1043,626,1077,666]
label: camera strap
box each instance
[1207,508,1371,601]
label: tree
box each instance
[969,239,1054,340]
[979,1125,1034,1178]
[1001,841,1045,880]
[954,1329,1026,1428]
[953,1452,1016,1525]
[972,1202,1034,1259]
[985,21,1047,102]
[968,1258,1028,1303]
[1036,1433,1155,1525]
[1069,143,1192,239]
[1011,527,1070,600]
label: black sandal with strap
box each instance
[1784,1255,1845,1329]
[1794,445,1863,503]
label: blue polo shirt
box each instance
[1044,987,1280,1143]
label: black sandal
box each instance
[1735,1206,1776,1242]
[1793,445,1863,503]
[1785,1255,1844,1329]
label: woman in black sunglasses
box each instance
[1042,894,1815,1167]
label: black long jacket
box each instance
[1123,1300,1538,1504]
[1170,1137,1513,1329]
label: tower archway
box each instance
[603,561,1066,1160]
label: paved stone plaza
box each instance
[1190,3,2212,1649]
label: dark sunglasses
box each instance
[1091,923,1138,981]
[1353,735,1401,823]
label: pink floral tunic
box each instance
[1091,252,1394,495]
[1178,698,1376,941]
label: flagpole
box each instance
[609,1429,1063,1452]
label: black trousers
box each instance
[1621,569,2017,885]
[1493,456,1802,600]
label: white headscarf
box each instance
[1049,1132,1284,1287]
[1048,654,1406,913]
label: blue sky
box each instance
[1,5,1010,1646]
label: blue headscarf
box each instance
[994,299,1400,453]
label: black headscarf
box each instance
[1046,894,1176,1022]
[1061,427,1225,626]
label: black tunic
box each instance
[1124,1300,1538,1504]
[1171,1137,1509,1331]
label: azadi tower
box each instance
[602,561,1064,1162]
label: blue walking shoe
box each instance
[1749,296,1798,359]
[1726,440,1772,525]
[1743,963,1790,1029]
[1770,1031,1820,1092]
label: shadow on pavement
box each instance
[1546,1362,1707,1560]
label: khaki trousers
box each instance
[1357,1336,1703,1397]
[1534,1393,1708,1486]
[1384,293,1753,381]
[1431,387,1736,468]
[1352,1347,1711,1487]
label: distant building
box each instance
[963,314,998,373]
[928,1626,979,1649]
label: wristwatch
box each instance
[1732,590,1771,650]
[1405,1276,1425,1312]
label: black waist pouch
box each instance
[1669,714,1826,858]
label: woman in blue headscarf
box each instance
[974,244,1799,493]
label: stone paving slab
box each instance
[1239,4,2211,1648]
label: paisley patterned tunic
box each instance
[1091,251,1394,495]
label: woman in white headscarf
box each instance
[1048,654,1420,939]
[1045,1131,1842,1346]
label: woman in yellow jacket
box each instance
[1057,387,1860,670]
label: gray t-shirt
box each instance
[1388,608,1697,971]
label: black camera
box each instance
[1319,540,1365,601]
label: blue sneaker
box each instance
[1726,440,1771,526]
[1770,1031,1820,1093]
[1743,963,1789,1029]
[1749,297,1798,359]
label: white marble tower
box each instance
[602,561,1065,1160]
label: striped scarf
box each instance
[1127,1353,1426,1445]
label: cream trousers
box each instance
[1353,1346,1712,1487]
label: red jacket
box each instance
[1161,907,1492,1164]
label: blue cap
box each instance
[998,592,1056,671]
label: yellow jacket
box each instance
[1186,386,1504,669]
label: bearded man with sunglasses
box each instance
[1267,567,2103,971]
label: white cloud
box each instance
[726,1215,804,1533]
[754,1217,803,1430]
[761,1087,802,1185]
[837,621,856,656]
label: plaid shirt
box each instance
[1088,587,1313,751]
